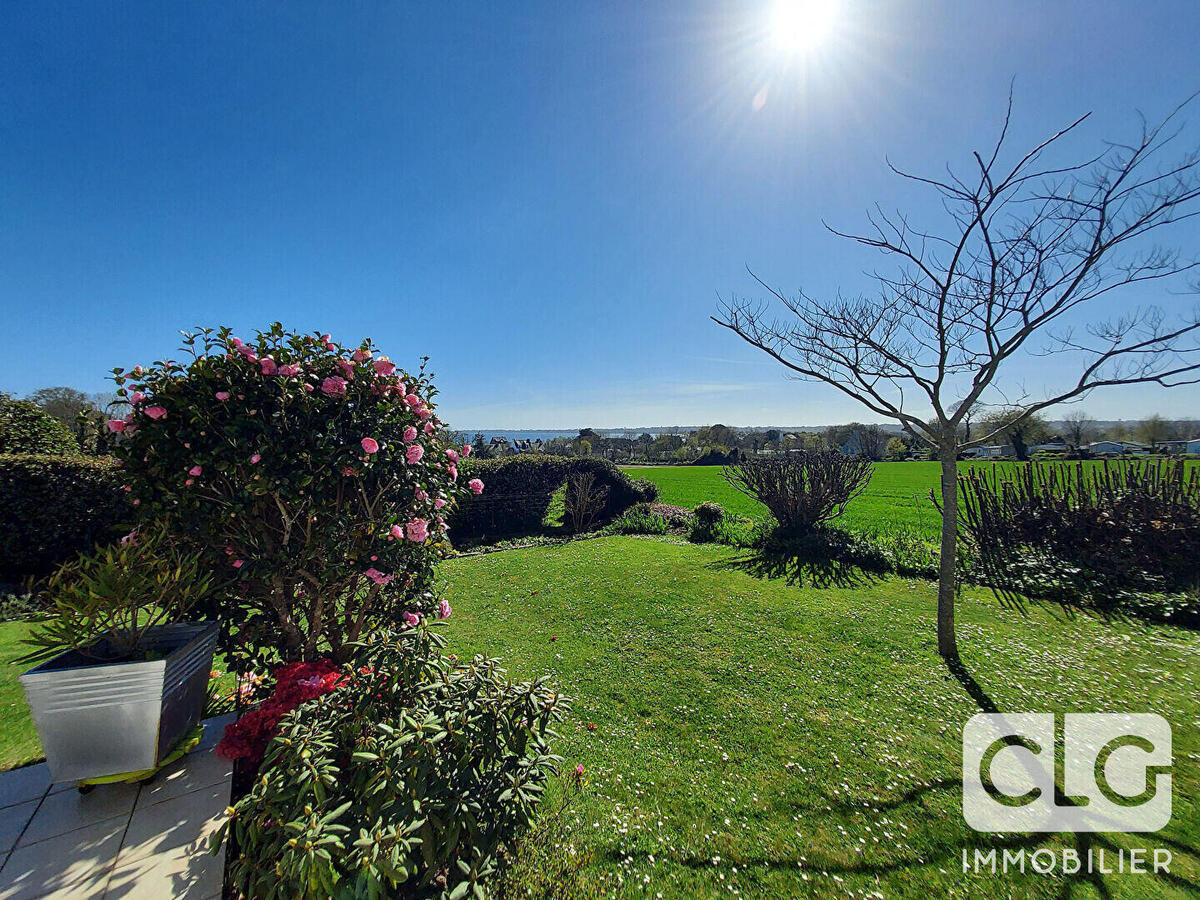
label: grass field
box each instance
[623,460,1200,540]
[439,536,1199,899]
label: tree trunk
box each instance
[937,446,959,659]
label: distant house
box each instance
[1031,441,1069,455]
[1187,438,1200,455]
[488,436,512,454]
[967,445,1013,459]
[1087,440,1149,456]
[1157,440,1189,454]
[511,438,543,454]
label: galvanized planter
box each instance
[20,622,219,783]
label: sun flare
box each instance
[769,0,838,55]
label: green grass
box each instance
[441,536,1200,899]
[0,620,46,770]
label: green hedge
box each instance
[0,399,79,456]
[452,455,657,541]
[0,454,129,583]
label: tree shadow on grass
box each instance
[708,528,889,589]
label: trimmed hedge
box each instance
[453,455,657,541]
[0,399,79,456]
[0,454,129,583]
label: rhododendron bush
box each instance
[109,324,480,664]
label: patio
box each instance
[0,714,234,900]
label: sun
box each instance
[768,0,838,55]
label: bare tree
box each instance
[1135,414,1172,448]
[715,95,1200,658]
[1060,410,1093,449]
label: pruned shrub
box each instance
[0,399,79,456]
[693,501,724,527]
[564,470,609,533]
[723,452,873,534]
[0,454,129,583]
[452,456,657,542]
[217,627,567,900]
[960,460,1200,619]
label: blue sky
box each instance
[2,0,1199,428]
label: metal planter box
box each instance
[20,622,219,783]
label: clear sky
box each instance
[2,1,1199,429]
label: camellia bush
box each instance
[108,324,484,664]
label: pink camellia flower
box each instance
[336,359,355,380]
[184,478,193,486]
[364,568,393,586]
[463,444,472,457]
[352,347,371,363]
[437,598,452,619]
[405,518,429,542]
[401,611,421,629]
[321,333,336,351]
[360,437,379,454]
[415,488,428,501]
[224,546,233,555]
[404,393,420,407]
[405,444,424,464]
[447,465,458,481]
[278,364,301,377]
[106,419,126,433]
[128,391,146,405]
[445,448,459,463]
[143,406,167,420]
[304,383,314,393]
[469,478,484,495]
[250,453,261,464]
[132,498,140,506]
[434,497,446,509]
[122,485,132,493]
[341,465,357,477]
[390,524,403,540]
[259,357,277,375]
[320,376,348,396]
[402,426,417,443]
[373,357,395,377]
[416,407,432,420]
[188,465,202,477]
[215,391,230,401]
[230,337,244,349]
[132,365,144,375]
[424,422,435,434]
[232,559,243,569]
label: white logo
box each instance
[963,713,1171,832]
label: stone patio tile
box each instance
[0,817,123,900]
[17,785,136,848]
[195,714,236,753]
[0,767,49,811]
[0,801,39,855]
[134,748,231,811]
[102,840,225,900]
[115,785,227,867]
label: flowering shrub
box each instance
[215,627,568,900]
[108,324,481,663]
[215,659,345,766]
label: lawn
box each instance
[441,536,1200,899]
[0,619,46,770]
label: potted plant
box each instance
[20,521,218,782]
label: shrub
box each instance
[0,454,129,583]
[611,502,691,536]
[959,460,1200,618]
[109,324,475,665]
[452,456,656,542]
[563,470,609,533]
[723,452,873,534]
[693,501,724,527]
[217,627,567,900]
[0,399,78,456]
[23,520,213,662]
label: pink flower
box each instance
[321,333,335,351]
[259,357,277,375]
[402,426,417,443]
[373,358,395,377]
[360,437,379,454]
[230,337,244,349]
[341,465,357,477]
[424,422,434,434]
[188,465,202,477]
[463,444,472,457]
[575,764,585,777]
[143,406,167,420]
[132,498,140,506]
[278,364,301,377]
[336,359,355,379]
[434,498,447,509]
[445,448,459,462]
[447,465,458,481]
[405,518,429,542]
[232,559,243,568]
[416,407,432,420]
[390,524,403,540]
[122,485,132,492]
[250,453,261,464]
[401,611,421,629]
[352,347,371,363]
[469,478,484,495]
[106,419,127,433]
[321,376,348,396]
[128,391,146,405]
[405,394,420,407]
[120,530,138,546]
[184,478,194,486]
[364,568,393,586]
[437,598,452,619]
[215,391,230,401]
[304,383,314,392]
[405,444,424,464]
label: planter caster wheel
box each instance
[77,783,95,795]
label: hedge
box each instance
[0,454,129,583]
[452,455,657,541]
[0,399,79,457]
